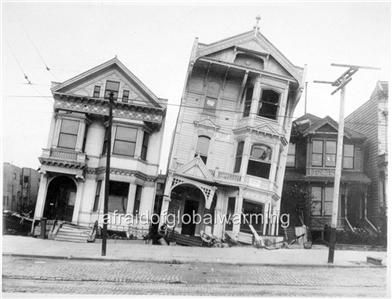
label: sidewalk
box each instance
[2,235,387,267]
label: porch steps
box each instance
[54,223,91,243]
[167,230,203,247]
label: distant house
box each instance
[282,114,375,240]
[3,162,40,214]
[160,26,305,242]
[345,81,388,232]
[34,57,167,235]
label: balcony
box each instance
[39,148,86,170]
[210,169,242,184]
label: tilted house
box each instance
[160,27,305,242]
[283,113,374,240]
[34,57,167,236]
[345,81,388,232]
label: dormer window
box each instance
[247,144,272,179]
[93,85,101,98]
[104,80,120,100]
[258,90,280,120]
[122,90,129,103]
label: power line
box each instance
[5,41,32,85]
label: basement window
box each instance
[108,181,129,214]
[258,90,280,120]
[247,144,272,179]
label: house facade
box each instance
[283,114,373,239]
[3,162,40,214]
[160,27,305,241]
[34,58,167,235]
[345,81,388,231]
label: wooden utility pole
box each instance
[102,92,114,256]
[314,63,379,263]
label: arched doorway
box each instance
[43,176,77,222]
[168,184,216,236]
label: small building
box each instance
[345,81,388,231]
[3,162,40,214]
[282,113,374,239]
[160,26,305,242]
[34,57,167,235]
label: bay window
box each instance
[58,119,79,150]
[258,90,280,120]
[325,141,336,167]
[343,144,354,169]
[311,140,323,167]
[113,126,137,157]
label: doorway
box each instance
[181,200,199,235]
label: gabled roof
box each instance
[195,30,304,83]
[51,57,165,108]
[293,114,366,140]
[175,156,214,183]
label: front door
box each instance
[181,200,199,236]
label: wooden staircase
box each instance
[54,223,91,243]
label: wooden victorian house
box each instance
[283,113,375,239]
[34,57,167,238]
[160,27,305,242]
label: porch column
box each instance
[233,188,244,236]
[72,179,84,223]
[34,173,48,219]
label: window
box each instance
[325,141,336,167]
[225,197,236,230]
[343,144,354,169]
[243,86,253,117]
[108,181,129,214]
[195,136,210,164]
[113,126,137,156]
[141,132,149,161]
[312,140,323,167]
[234,141,244,172]
[23,176,29,183]
[247,144,272,179]
[203,82,219,114]
[240,200,264,234]
[122,90,129,103]
[93,85,101,98]
[58,119,79,149]
[311,186,334,216]
[286,143,296,167]
[93,180,102,212]
[258,90,279,120]
[104,80,120,99]
[133,185,143,216]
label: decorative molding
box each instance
[86,167,158,182]
[193,118,221,131]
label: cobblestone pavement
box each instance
[2,256,387,296]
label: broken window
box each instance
[108,181,129,214]
[104,80,120,100]
[195,136,210,164]
[247,144,272,179]
[234,141,244,173]
[58,119,79,149]
[243,86,253,117]
[113,126,137,157]
[258,90,280,120]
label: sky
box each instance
[2,1,391,171]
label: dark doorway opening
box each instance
[181,200,199,236]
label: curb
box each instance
[3,253,385,268]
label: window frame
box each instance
[104,80,120,100]
[57,118,79,150]
[311,186,334,216]
[246,144,272,179]
[195,135,210,164]
[93,85,101,98]
[122,89,130,103]
[112,126,138,157]
[286,142,296,168]
[325,140,337,167]
[311,140,324,167]
[258,89,280,120]
[343,144,354,169]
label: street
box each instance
[2,256,387,296]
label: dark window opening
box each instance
[258,90,280,120]
[243,86,253,117]
[141,132,149,161]
[247,144,272,179]
[113,126,137,157]
[240,200,264,234]
[225,197,236,231]
[58,119,79,149]
[133,185,143,216]
[108,181,129,214]
[122,90,129,103]
[234,141,244,173]
[195,136,210,164]
[93,180,102,212]
[104,80,120,100]
[93,85,101,98]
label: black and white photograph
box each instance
[1,0,390,297]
